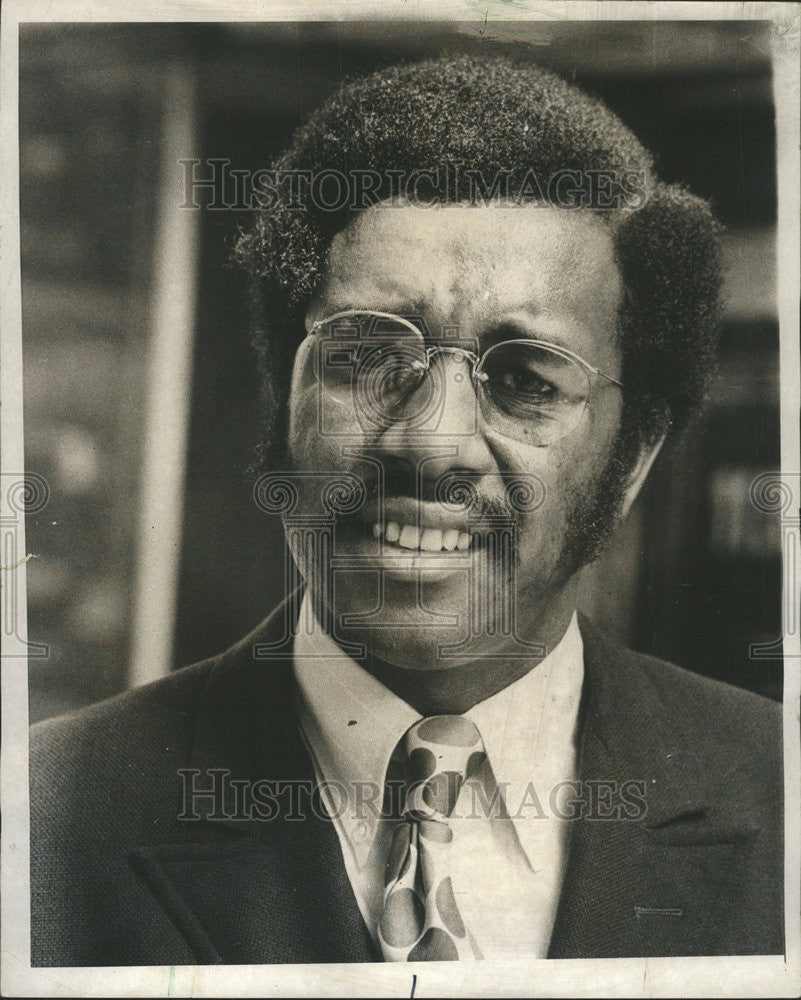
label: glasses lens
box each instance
[313,312,428,413]
[478,341,591,445]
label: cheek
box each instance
[286,342,339,468]
[479,431,567,539]
[480,428,555,506]
[481,425,613,549]
[580,359,625,450]
[287,383,322,467]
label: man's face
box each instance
[285,202,628,669]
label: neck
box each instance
[353,587,579,715]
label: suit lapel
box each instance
[130,593,377,964]
[131,821,376,964]
[131,600,764,962]
[549,619,761,958]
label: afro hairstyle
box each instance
[233,53,723,469]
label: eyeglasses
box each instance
[305,310,623,446]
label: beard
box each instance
[266,409,644,586]
[560,414,644,574]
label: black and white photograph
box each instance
[2,3,799,997]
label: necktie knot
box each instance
[402,715,486,821]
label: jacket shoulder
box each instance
[30,658,217,831]
[582,613,780,703]
[579,616,782,773]
[627,644,780,734]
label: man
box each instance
[30,54,783,964]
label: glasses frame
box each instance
[307,309,624,390]
[305,309,624,443]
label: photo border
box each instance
[2,2,798,996]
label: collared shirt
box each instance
[293,593,584,960]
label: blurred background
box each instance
[20,20,782,723]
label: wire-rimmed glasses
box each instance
[304,309,623,446]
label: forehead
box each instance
[312,202,623,358]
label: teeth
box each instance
[398,525,421,549]
[373,521,473,552]
[420,528,444,551]
[442,529,459,551]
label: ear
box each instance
[620,433,666,518]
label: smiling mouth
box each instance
[371,521,474,552]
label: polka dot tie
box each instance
[378,715,486,962]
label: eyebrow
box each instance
[310,303,579,354]
[307,300,428,336]
[323,297,429,318]
[480,314,574,354]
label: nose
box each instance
[373,351,496,479]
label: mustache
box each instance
[351,459,543,520]
[363,481,513,521]
[253,461,545,522]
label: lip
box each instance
[334,493,512,582]
[352,533,472,582]
[362,497,471,532]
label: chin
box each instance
[324,569,550,670]
[335,570,473,640]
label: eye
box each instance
[354,344,426,397]
[482,351,560,402]
[493,366,557,400]
[477,340,594,427]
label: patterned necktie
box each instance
[378,715,486,961]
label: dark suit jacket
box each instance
[30,600,784,965]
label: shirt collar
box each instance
[293,596,420,866]
[465,614,584,866]
[293,592,583,869]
